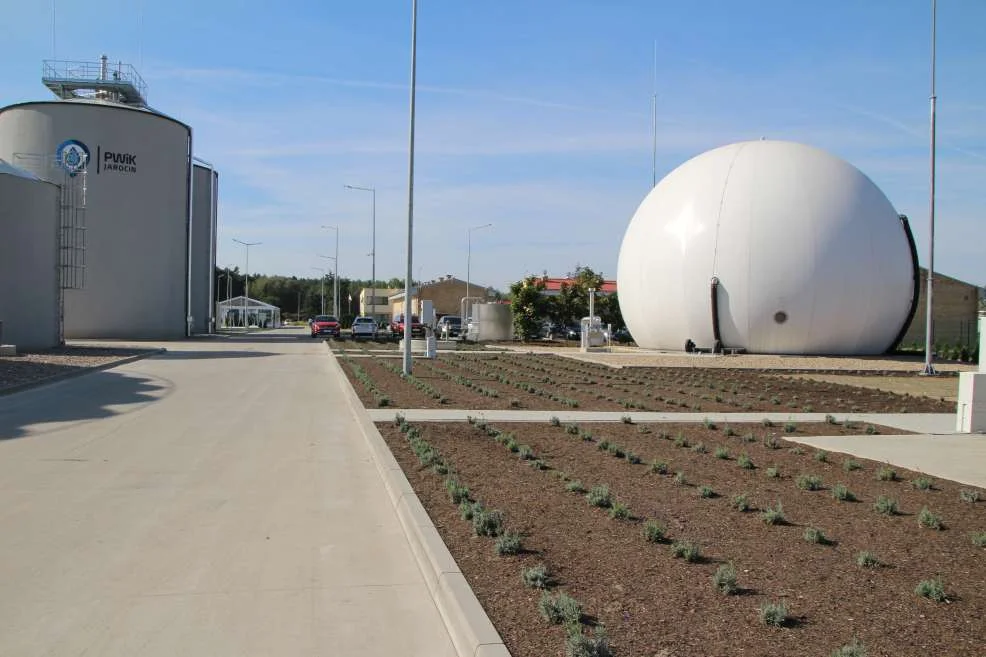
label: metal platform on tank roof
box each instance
[42,58,148,107]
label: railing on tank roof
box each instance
[42,59,148,106]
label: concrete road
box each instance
[0,329,455,657]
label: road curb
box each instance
[325,346,511,657]
[0,348,166,398]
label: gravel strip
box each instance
[0,347,157,392]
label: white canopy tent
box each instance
[217,296,281,329]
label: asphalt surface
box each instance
[0,328,456,657]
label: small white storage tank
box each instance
[617,140,916,355]
[0,160,60,349]
[472,303,512,341]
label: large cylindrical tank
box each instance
[0,99,192,339]
[191,162,218,334]
[617,140,915,355]
[0,160,60,349]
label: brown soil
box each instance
[0,346,151,392]
[380,419,986,657]
[338,351,954,413]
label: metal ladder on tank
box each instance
[12,153,88,345]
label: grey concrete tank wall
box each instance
[474,303,512,341]
[0,100,191,339]
[0,169,60,349]
[190,164,218,334]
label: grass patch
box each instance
[763,436,780,450]
[737,453,754,469]
[673,471,687,486]
[761,501,785,525]
[731,492,751,512]
[608,501,631,520]
[796,474,824,491]
[875,466,897,482]
[521,563,549,589]
[971,532,986,547]
[691,442,708,454]
[765,466,780,479]
[831,484,856,502]
[783,422,797,433]
[914,577,947,602]
[803,526,830,545]
[698,485,716,499]
[649,459,669,475]
[715,446,730,460]
[911,477,934,491]
[918,507,943,530]
[856,551,881,568]
[538,591,583,626]
[843,458,862,473]
[549,416,561,427]
[643,521,666,543]
[586,485,612,508]
[712,563,738,595]
[670,540,701,562]
[494,531,523,555]
[472,508,505,537]
[566,480,586,494]
[813,450,829,463]
[959,488,981,503]
[874,496,898,515]
[830,638,867,657]
[758,600,789,627]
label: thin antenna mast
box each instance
[651,40,658,188]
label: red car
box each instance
[311,315,341,338]
[390,314,424,337]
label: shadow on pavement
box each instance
[0,369,171,441]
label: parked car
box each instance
[350,316,378,340]
[564,324,581,340]
[613,326,634,344]
[436,315,462,338]
[390,314,424,337]
[311,315,341,338]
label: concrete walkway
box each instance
[0,329,456,657]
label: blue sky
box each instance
[2,1,984,291]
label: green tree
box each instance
[547,265,606,325]
[509,275,547,341]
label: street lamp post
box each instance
[233,239,260,328]
[318,254,337,317]
[344,184,375,320]
[312,266,326,315]
[466,223,492,315]
[321,225,340,318]
[402,0,418,375]
[922,0,939,376]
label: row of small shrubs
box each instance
[344,358,390,407]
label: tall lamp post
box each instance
[922,0,939,376]
[344,184,375,320]
[321,225,340,318]
[233,238,260,328]
[312,266,326,315]
[402,0,418,375]
[318,254,337,317]
[466,222,492,317]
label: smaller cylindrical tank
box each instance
[0,160,60,349]
[474,303,512,341]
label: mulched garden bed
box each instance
[338,351,954,413]
[379,417,985,657]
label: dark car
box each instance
[613,326,634,344]
[311,315,341,338]
[564,324,581,340]
[436,315,462,337]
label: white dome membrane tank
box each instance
[616,140,917,355]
